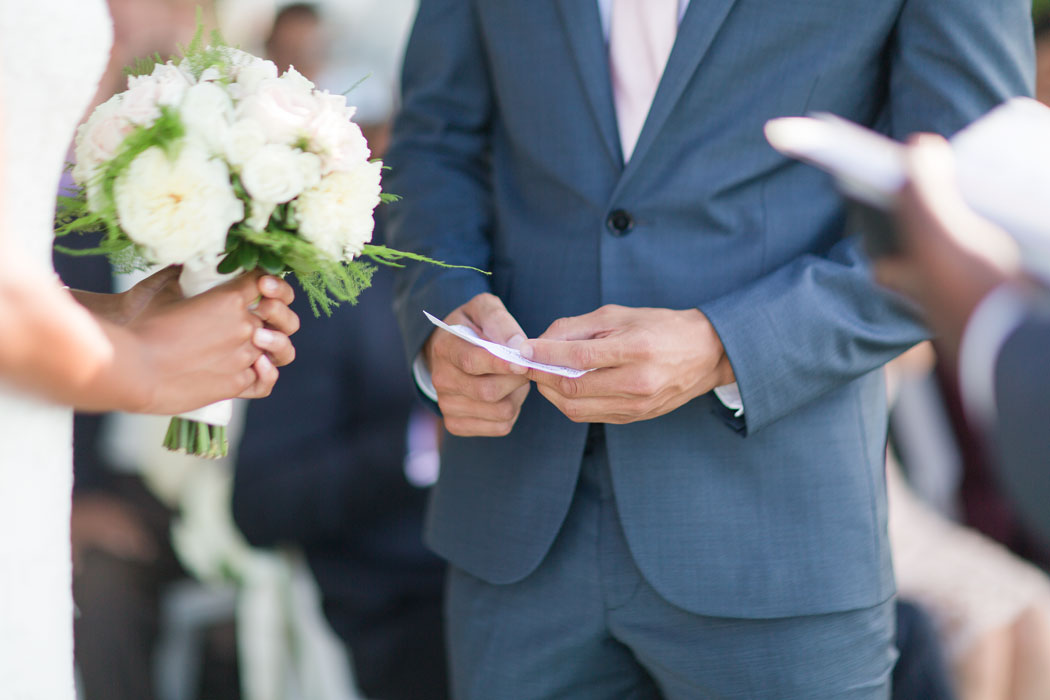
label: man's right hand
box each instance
[424,293,530,437]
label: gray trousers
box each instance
[445,429,896,699]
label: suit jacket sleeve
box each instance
[385,0,495,370]
[698,0,1034,435]
[991,314,1050,541]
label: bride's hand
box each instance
[75,267,299,369]
[114,271,299,413]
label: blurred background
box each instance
[55,2,1050,700]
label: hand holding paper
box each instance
[424,311,591,378]
[421,294,531,438]
[519,305,734,425]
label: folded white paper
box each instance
[765,97,1050,280]
[423,311,592,378]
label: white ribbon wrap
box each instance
[175,255,238,426]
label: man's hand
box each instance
[423,293,530,437]
[875,134,1019,357]
[519,305,734,424]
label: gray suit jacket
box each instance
[993,313,1050,542]
[386,0,1033,618]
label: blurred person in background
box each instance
[887,345,1050,700]
[232,257,449,700]
[231,7,448,699]
[265,2,326,80]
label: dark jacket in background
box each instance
[232,255,448,700]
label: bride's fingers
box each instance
[253,297,300,337]
[258,275,294,305]
[253,327,295,367]
[238,355,279,399]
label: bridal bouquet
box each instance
[57,28,472,458]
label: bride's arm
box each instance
[0,100,297,413]
[0,259,127,406]
[0,260,298,413]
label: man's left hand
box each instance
[520,305,734,424]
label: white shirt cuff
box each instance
[713,382,745,418]
[957,284,1028,429]
[413,352,439,403]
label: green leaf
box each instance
[217,253,241,275]
[258,249,285,275]
[239,244,260,271]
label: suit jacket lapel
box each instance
[555,0,623,169]
[614,0,740,195]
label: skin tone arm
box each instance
[0,112,299,412]
[874,134,1021,362]
[0,85,299,414]
[0,259,299,414]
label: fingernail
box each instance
[519,343,533,359]
[254,328,276,347]
[507,334,525,349]
[260,277,279,294]
[256,353,275,373]
[509,363,527,375]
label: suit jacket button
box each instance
[606,209,634,236]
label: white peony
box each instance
[293,161,382,261]
[236,74,320,146]
[180,82,235,154]
[114,145,244,265]
[122,62,190,125]
[240,144,321,204]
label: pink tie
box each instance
[609,0,679,162]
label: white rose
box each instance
[281,66,316,93]
[180,82,235,154]
[114,144,244,265]
[223,119,268,167]
[293,161,382,261]
[245,200,276,231]
[122,63,190,125]
[236,76,319,145]
[306,93,371,174]
[240,144,321,204]
[230,56,278,100]
[73,95,136,209]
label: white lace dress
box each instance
[0,2,112,697]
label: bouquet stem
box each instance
[163,417,228,459]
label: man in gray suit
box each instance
[386,1,1033,697]
[878,135,1050,545]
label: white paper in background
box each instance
[423,311,593,378]
[764,97,1050,281]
